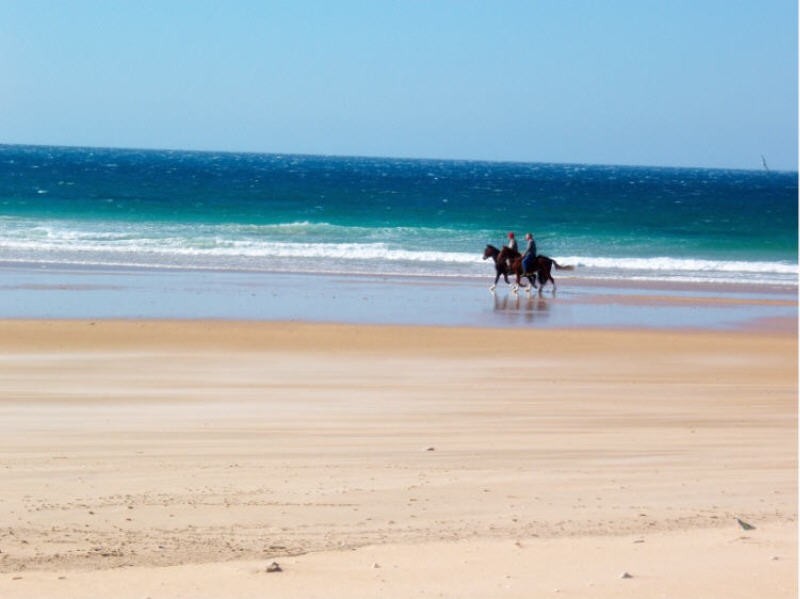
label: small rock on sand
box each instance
[736,518,756,531]
[266,561,282,573]
[620,572,633,579]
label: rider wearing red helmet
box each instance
[506,232,518,253]
[505,232,518,269]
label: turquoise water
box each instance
[0,144,796,285]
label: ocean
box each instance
[1,144,797,287]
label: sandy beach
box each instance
[0,317,796,598]
[3,1,797,596]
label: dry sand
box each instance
[0,320,796,598]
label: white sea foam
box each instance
[559,256,798,275]
[0,217,796,285]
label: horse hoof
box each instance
[489,285,496,293]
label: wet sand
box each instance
[0,264,796,330]
[0,319,796,598]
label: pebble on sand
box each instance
[266,561,282,573]
[736,518,756,531]
[620,572,633,579]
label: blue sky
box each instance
[2,1,797,170]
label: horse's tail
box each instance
[542,256,574,271]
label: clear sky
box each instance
[2,1,797,170]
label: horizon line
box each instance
[1,141,796,175]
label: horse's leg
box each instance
[544,270,556,296]
[491,269,501,292]
[545,261,556,295]
[513,268,524,293]
[499,265,510,286]
[524,274,536,295]
[489,268,502,293]
[512,258,527,292]
[537,268,547,297]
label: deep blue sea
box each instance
[1,144,797,286]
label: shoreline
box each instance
[0,264,796,332]
[2,259,797,292]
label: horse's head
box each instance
[482,244,498,261]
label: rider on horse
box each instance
[521,232,537,275]
[505,232,518,269]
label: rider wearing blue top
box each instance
[521,232,537,275]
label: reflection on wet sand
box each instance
[493,292,550,322]
[0,264,793,330]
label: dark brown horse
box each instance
[482,244,574,295]
[482,245,535,291]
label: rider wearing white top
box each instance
[505,232,518,269]
[506,232,517,252]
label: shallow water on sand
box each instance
[0,264,794,331]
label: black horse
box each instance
[482,244,573,295]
